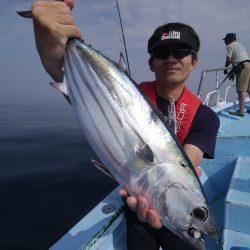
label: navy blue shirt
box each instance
[156,95,220,159]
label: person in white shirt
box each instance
[223,33,250,116]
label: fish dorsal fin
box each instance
[118,52,128,74]
[91,159,114,179]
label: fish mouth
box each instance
[188,227,203,240]
[182,228,207,250]
[183,224,220,250]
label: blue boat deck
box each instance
[200,100,250,249]
[214,101,250,137]
[50,100,250,250]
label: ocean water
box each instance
[0,100,117,250]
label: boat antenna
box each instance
[115,0,131,76]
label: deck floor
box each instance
[216,101,250,137]
[200,100,250,249]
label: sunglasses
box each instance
[151,48,196,60]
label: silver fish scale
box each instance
[67,40,186,172]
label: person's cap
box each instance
[222,33,236,40]
[148,27,199,53]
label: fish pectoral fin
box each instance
[122,119,154,163]
[135,144,154,163]
[91,159,114,179]
[49,82,71,104]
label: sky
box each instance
[1,0,250,105]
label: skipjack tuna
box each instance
[61,39,219,250]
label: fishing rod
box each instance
[115,0,131,76]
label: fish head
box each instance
[159,187,219,249]
[153,162,220,250]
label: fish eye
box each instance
[191,207,208,221]
[181,163,186,168]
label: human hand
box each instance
[223,69,228,75]
[32,0,82,81]
[119,187,163,229]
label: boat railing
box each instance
[197,66,235,106]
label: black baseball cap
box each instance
[222,33,236,40]
[148,26,199,53]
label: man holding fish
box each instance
[30,0,220,249]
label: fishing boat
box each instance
[49,67,250,250]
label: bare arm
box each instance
[225,56,231,67]
[32,0,82,82]
[183,143,203,177]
